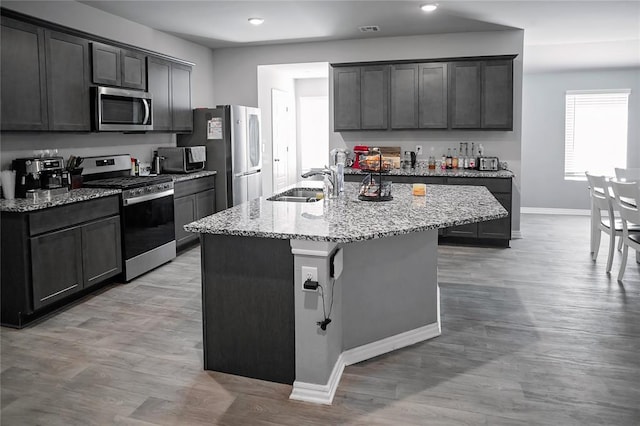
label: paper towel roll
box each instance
[1,170,16,200]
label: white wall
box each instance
[521,68,640,210]
[256,67,296,197]
[294,77,329,175]
[0,1,216,168]
[211,30,524,232]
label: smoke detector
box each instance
[358,25,380,33]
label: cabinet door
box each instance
[196,189,216,220]
[390,63,419,129]
[1,17,48,131]
[46,30,90,131]
[147,56,172,131]
[91,42,121,86]
[31,227,83,309]
[333,67,361,130]
[360,65,388,130]
[478,193,511,239]
[418,63,448,129]
[175,195,197,248]
[481,60,513,129]
[121,49,146,90]
[82,216,122,287]
[171,62,193,132]
[449,61,481,129]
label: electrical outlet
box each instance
[301,266,318,292]
[416,145,423,155]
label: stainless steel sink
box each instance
[267,188,323,203]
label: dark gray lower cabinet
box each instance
[31,227,84,310]
[174,176,216,251]
[1,196,122,327]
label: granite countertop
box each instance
[0,188,121,213]
[345,166,514,179]
[163,170,217,182]
[185,181,508,243]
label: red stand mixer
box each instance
[353,145,369,169]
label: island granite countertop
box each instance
[345,166,514,179]
[185,181,507,243]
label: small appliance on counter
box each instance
[157,146,206,173]
[478,157,500,171]
[403,151,417,169]
[12,157,69,199]
[352,145,369,169]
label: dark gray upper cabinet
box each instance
[91,42,121,86]
[449,61,481,129]
[171,62,193,133]
[147,56,172,131]
[91,42,146,90]
[481,60,513,130]
[121,49,146,90]
[390,64,419,129]
[333,67,361,131]
[1,17,48,131]
[147,57,193,132]
[46,30,91,131]
[418,62,448,129]
[361,65,389,130]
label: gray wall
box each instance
[211,30,524,231]
[521,68,640,209]
[0,1,216,168]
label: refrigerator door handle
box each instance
[234,170,261,178]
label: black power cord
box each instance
[316,277,336,331]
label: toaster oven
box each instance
[478,157,499,171]
[157,147,206,173]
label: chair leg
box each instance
[606,232,615,273]
[592,229,601,261]
[618,244,628,282]
[617,234,623,251]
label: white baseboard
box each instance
[290,354,345,405]
[511,230,523,239]
[289,322,441,405]
[342,322,441,366]
[521,207,590,216]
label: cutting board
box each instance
[378,146,401,169]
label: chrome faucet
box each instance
[301,167,342,198]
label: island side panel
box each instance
[200,234,295,384]
[342,229,440,350]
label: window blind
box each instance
[564,89,630,179]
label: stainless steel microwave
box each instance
[93,86,153,132]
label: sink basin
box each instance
[267,188,323,203]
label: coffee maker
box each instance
[12,157,69,198]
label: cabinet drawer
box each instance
[174,176,215,198]
[29,195,120,236]
[446,177,511,193]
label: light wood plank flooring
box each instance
[2,214,639,425]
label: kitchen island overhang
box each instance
[185,182,507,404]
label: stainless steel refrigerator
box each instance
[177,106,262,211]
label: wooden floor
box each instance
[2,214,639,425]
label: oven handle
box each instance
[123,189,174,206]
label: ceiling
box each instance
[80,1,640,73]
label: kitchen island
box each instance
[185,181,507,404]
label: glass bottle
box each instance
[446,148,452,169]
[452,148,458,169]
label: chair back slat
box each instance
[610,180,640,227]
[614,167,640,183]
[585,172,614,216]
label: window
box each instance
[564,89,630,180]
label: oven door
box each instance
[121,193,175,261]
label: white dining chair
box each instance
[610,179,640,281]
[614,167,640,182]
[585,172,626,273]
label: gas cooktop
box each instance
[83,175,173,190]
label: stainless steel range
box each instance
[82,155,176,281]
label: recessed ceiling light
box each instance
[420,4,438,12]
[248,17,264,26]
